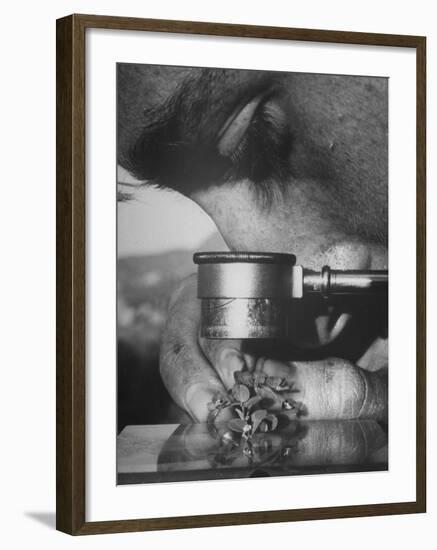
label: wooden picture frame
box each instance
[56,13,426,535]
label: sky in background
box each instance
[117,166,224,257]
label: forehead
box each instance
[117,63,387,151]
[117,62,386,97]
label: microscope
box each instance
[193,251,388,339]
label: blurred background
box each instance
[117,167,227,432]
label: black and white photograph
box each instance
[116,63,389,484]
[1,0,432,544]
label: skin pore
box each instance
[118,64,388,422]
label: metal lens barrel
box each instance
[193,252,296,339]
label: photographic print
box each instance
[116,63,389,485]
[57,15,425,533]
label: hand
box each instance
[160,274,387,422]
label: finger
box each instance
[198,337,247,390]
[257,357,387,421]
[160,274,227,422]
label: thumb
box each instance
[160,274,227,422]
[199,337,247,390]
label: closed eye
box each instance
[124,69,292,204]
[218,93,294,201]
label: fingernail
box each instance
[185,383,223,422]
[217,350,246,388]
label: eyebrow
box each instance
[120,67,292,200]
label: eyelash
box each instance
[225,99,293,201]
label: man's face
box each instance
[118,65,388,354]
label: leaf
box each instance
[234,371,253,386]
[282,399,295,411]
[266,377,289,391]
[264,413,278,431]
[255,385,281,409]
[232,383,250,403]
[242,445,253,458]
[277,380,291,391]
[221,431,237,448]
[251,409,268,434]
[293,401,304,417]
[228,418,247,433]
[235,408,246,420]
[207,409,220,426]
[266,376,283,389]
[245,395,262,410]
[253,373,266,385]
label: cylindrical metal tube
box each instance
[195,252,296,299]
[303,266,388,296]
[200,298,288,339]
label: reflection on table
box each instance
[117,419,387,485]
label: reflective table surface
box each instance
[117,419,387,485]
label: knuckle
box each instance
[324,360,366,418]
[159,330,189,380]
[160,335,189,372]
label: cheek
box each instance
[193,180,331,250]
[192,181,387,271]
[194,183,289,251]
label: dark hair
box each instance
[121,68,293,206]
